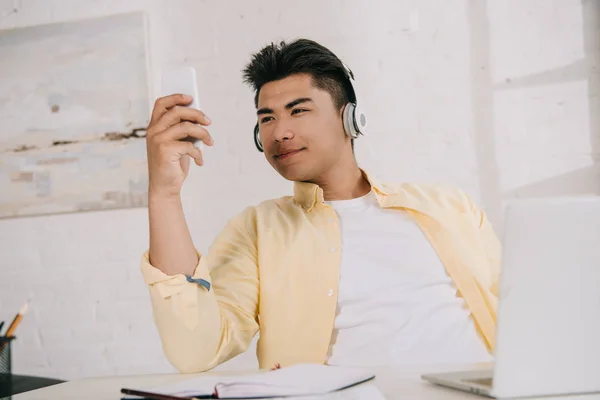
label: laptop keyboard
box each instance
[463,378,493,388]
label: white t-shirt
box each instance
[325,191,493,367]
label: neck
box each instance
[309,159,371,201]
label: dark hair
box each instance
[242,38,355,111]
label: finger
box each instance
[157,121,214,146]
[154,105,212,133]
[159,141,202,165]
[171,142,204,166]
[150,94,193,125]
[188,145,204,166]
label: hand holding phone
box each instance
[145,66,214,198]
[160,65,204,148]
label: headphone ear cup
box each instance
[352,103,367,135]
[254,124,264,152]
[342,102,360,139]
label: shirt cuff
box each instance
[140,249,212,299]
[140,250,213,330]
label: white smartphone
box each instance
[160,65,203,149]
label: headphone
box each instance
[253,63,367,152]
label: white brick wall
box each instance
[0,0,597,381]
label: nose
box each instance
[272,120,295,144]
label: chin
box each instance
[275,164,314,182]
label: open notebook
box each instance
[121,364,376,399]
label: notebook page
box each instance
[215,364,375,398]
[138,374,224,397]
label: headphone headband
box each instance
[341,62,356,101]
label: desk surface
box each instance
[13,363,600,400]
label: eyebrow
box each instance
[257,97,313,115]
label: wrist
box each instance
[148,190,182,206]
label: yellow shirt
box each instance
[141,171,501,373]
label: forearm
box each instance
[148,194,198,276]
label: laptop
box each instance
[422,196,600,399]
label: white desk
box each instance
[13,363,600,400]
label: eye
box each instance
[260,116,274,124]
[291,109,308,115]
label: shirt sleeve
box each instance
[464,194,502,297]
[140,207,260,373]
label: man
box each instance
[141,38,501,373]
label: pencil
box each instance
[6,303,28,337]
[0,321,4,335]
[0,303,28,353]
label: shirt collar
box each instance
[293,169,391,212]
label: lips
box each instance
[275,148,304,160]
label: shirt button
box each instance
[329,247,336,253]
[328,218,334,223]
[327,289,334,297]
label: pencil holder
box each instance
[0,336,13,374]
[0,336,14,399]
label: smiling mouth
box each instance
[275,149,305,160]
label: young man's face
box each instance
[256,73,349,182]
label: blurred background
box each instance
[0,0,598,381]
